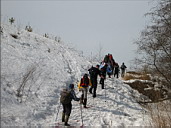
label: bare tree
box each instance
[16,66,36,102]
[134,0,171,89]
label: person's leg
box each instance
[121,70,124,77]
[123,69,125,77]
[62,104,66,122]
[83,88,88,108]
[93,80,97,97]
[100,78,102,84]
[101,78,104,89]
[80,89,84,104]
[65,103,72,126]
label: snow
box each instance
[1,23,151,127]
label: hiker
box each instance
[114,63,120,78]
[106,63,113,78]
[88,64,101,98]
[103,54,115,74]
[99,62,107,89]
[60,84,80,126]
[78,73,92,108]
[120,62,127,77]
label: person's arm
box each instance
[71,90,80,101]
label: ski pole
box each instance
[80,103,84,127]
[55,103,61,123]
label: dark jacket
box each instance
[88,66,101,80]
[121,64,127,70]
[60,88,79,104]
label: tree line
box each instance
[134,0,171,89]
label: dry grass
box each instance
[124,71,167,102]
[147,101,171,127]
[123,71,171,127]
[124,71,171,127]
[123,71,151,81]
[125,80,165,102]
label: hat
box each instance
[83,73,88,78]
[69,84,74,89]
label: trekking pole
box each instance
[112,76,114,89]
[80,103,84,127]
[55,103,61,123]
[105,82,106,102]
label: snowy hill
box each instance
[1,23,150,127]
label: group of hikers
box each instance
[59,53,127,126]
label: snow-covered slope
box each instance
[1,23,91,126]
[1,23,150,127]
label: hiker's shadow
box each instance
[97,94,143,112]
[91,106,130,117]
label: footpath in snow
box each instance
[48,77,150,127]
[1,23,150,127]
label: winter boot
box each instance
[83,98,87,108]
[64,115,70,126]
[62,112,65,122]
[93,94,96,98]
[93,90,96,98]
[100,79,102,84]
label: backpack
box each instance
[80,77,89,87]
[104,55,109,63]
[60,89,71,104]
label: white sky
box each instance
[1,0,157,68]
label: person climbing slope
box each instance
[114,62,120,78]
[60,84,80,126]
[120,62,127,77]
[88,64,101,98]
[99,61,107,89]
[78,74,92,108]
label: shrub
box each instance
[25,26,33,32]
[123,71,151,81]
[9,17,15,25]
[147,101,171,127]
[10,34,18,39]
[44,33,49,38]
[0,26,3,33]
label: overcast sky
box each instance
[1,0,157,68]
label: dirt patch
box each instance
[123,72,168,102]
[125,81,165,102]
